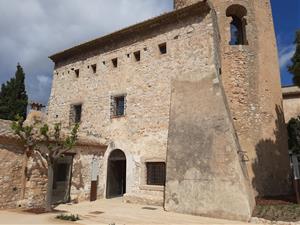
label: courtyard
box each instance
[0,198,250,225]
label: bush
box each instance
[56,214,80,221]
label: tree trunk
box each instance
[45,163,54,212]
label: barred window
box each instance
[70,104,82,125]
[111,95,126,117]
[146,162,166,186]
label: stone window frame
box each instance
[110,94,127,119]
[139,158,166,191]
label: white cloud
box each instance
[279,44,296,69]
[0,0,173,104]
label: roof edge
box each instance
[49,1,210,63]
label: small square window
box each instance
[159,43,167,55]
[91,64,97,73]
[75,69,80,78]
[134,51,141,62]
[112,58,118,68]
[111,95,126,117]
[146,162,166,186]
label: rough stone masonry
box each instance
[0,0,290,222]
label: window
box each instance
[91,64,97,73]
[146,162,166,186]
[159,43,167,55]
[134,51,141,62]
[111,95,126,117]
[226,5,248,45]
[70,104,82,124]
[112,58,118,68]
[75,69,80,78]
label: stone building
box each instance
[0,0,291,221]
[0,111,107,209]
[282,86,300,123]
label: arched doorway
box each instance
[106,149,126,198]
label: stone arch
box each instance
[106,149,127,198]
[226,4,248,45]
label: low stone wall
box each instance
[0,139,24,209]
[23,153,48,208]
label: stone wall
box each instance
[70,146,106,202]
[282,86,300,123]
[47,6,215,204]
[0,138,24,209]
[174,0,290,197]
[164,6,254,221]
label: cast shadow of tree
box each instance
[252,105,292,197]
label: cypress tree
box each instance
[0,64,28,120]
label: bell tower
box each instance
[174,0,290,197]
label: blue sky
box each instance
[0,0,299,104]
[271,0,300,86]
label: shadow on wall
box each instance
[252,105,292,197]
[71,157,84,191]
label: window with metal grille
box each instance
[111,95,126,117]
[146,162,166,186]
[70,104,82,125]
[74,104,82,123]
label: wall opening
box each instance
[106,149,126,198]
[134,51,141,62]
[159,43,167,54]
[112,58,118,68]
[75,69,80,78]
[52,155,73,204]
[91,64,97,73]
[226,4,248,45]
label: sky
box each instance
[0,0,299,105]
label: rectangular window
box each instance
[74,104,82,123]
[159,43,167,55]
[146,162,166,186]
[91,64,97,73]
[70,104,82,125]
[111,95,126,117]
[75,69,80,78]
[112,58,118,68]
[134,51,141,62]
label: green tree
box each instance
[0,64,28,120]
[289,30,300,86]
[287,116,300,154]
[11,116,79,212]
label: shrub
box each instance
[56,214,80,221]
